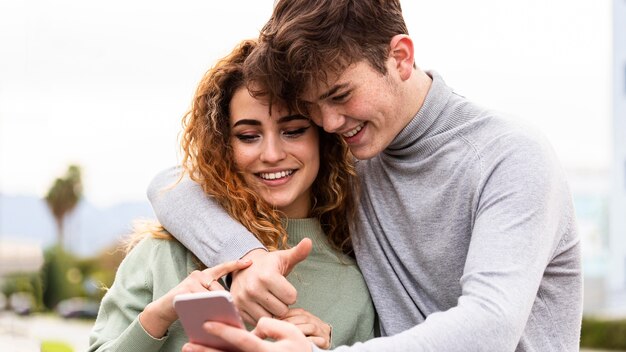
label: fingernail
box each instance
[238,259,251,264]
[182,345,193,352]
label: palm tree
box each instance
[45,165,83,248]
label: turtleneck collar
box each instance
[282,218,330,251]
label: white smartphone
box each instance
[174,291,245,351]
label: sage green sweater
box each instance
[88,218,375,351]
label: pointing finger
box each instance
[203,259,252,282]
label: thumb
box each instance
[280,238,312,276]
[252,316,305,341]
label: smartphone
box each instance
[174,291,245,351]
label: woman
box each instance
[88,39,375,352]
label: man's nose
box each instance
[318,105,345,133]
[260,135,287,163]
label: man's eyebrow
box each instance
[278,114,309,123]
[232,119,261,127]
[318,83,349,100]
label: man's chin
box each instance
[350,146,380,160]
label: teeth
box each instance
[259,170,294,180]
[343,123,364,138]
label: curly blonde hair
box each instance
[164,39,358,255]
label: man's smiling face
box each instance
[301,59,407,160]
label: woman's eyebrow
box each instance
[232,119,261,127]
[278,114,309,123]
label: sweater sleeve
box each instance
[329,133,581,351]
[88,239,169,352]
[146,166,266,267]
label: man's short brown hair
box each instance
[245,0,408,111]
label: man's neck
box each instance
[413,69,433,115]
[400,68,433,127]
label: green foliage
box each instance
[87,243,127,300]
[0,272,44,310]
[581,317,626,350]
[1,272,38,296]
[45,164,83,247]
[34,240,126,310]
[87,269,116,300]
[41,245,86,309]
[40,340,74,352]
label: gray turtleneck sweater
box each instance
[148,72,582,351]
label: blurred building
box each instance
[574,0,626,316]
[0,238,44,276]
[609,0,626,294]
[569,170,610,313]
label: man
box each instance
[148,0,582,351]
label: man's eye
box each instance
[332,92,350,102]
[235,134,259,143]
[283,126,310,138]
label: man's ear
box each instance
[389,34,415,81]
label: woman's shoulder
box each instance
[121,236,198,285]
[126,235,190,262]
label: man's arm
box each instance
[147,167,312,322]
[147,166,264,267]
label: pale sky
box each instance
[0,0,613,207]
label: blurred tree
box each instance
[45,165,83,248]
[41,245,85,309]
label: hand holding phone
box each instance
[174,291,245,351]
[139,259,251,339]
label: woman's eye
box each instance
[235,134,259,143]
[283,126,310,138]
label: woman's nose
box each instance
[259,135,287,163]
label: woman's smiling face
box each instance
[229,87,319,218]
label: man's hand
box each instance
[282,308,332,349]
[181,317,313,352]
[230,238,312,324]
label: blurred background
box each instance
[1,0,624,351]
